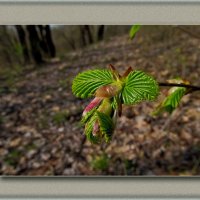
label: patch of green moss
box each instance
[4,149,22,166]
[52,111,70,126]
[91,154,109,171]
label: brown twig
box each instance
[109,64,121,79]
[158,82,200,91]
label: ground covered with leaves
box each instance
[0,28,200,175]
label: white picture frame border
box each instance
[0,2,200,24]
[0,1,200,198]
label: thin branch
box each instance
[158,82,200,91]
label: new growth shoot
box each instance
[72,65,159,143]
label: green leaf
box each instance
[111,96,118,109]
[122,71,159,105]
[81,107,97,124]
[84,111,114,143]
[153,86,186,115]
[96,111,114,143]
[129,25,141,39]
[72,69,114,98]
[84,114,100,144]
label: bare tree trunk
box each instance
[84,25,93,44]
[37,25,49,54]
[15,25,30,64]
[0,26,15,66]
[26,25,43,65]
[45,25,56,58]
[97,25,105,41]
[80,26,87,47]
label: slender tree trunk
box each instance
[0,26,15,66]
[26,25,43,65]
[15,25,30,64]
[37,25,49,54]
[45,25,56,58]
[97,25,105,41]
[84,25,93,44]
[80,26,87,47]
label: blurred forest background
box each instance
[0,25,200,176]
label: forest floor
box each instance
[0,29,200,176]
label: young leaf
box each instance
[83,110,114,144]
[96,111,114,143]
[84,114,100,144]
[153,86,186,115]
[81,107,97,124]
[72,69,114,98]
[82,97,102,117]
[129,25,141,39]
[122,70,159,105]
[153,78,190,115]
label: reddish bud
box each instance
[95,84,121,98]
[122,66,133,77]
[109,64,121,80]
[82,97,102,116]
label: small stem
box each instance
[158,82,200,91]
[122,66,133,77]
[109,64,121,80]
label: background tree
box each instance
[37,25,49,55]
[37,25,56,58]
[97,25,105,41]
[26,25,43,64]
[15,25,30,64]
[45,25,56,58]
[80,26,87,47]
[0,26,13,66]
[15,25,56,65]
[80,25,94,47]
[84,25,93,45]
